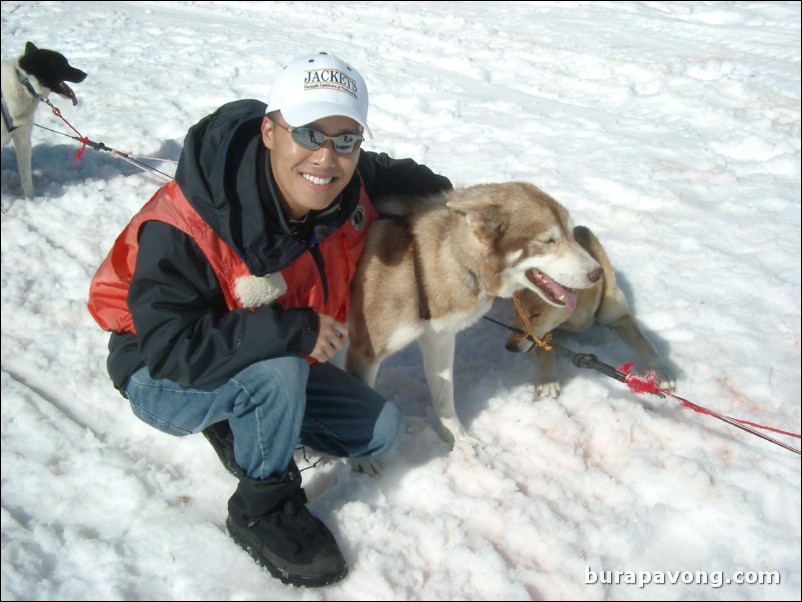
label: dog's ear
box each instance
[448,199,507,244]
[25,42,38,54]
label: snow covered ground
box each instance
[2,2,800,600]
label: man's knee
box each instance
[235,356,309,403]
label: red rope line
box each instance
[506,292,798,454]
[619,362,801,440]
[48,105,88,159]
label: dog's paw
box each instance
[441,424,480,448]
[349,458,383,477]
[643,363,676,393]
[439,417,480,448]
[536,381,561,400]
[455,429,480,447]
[655,369,677,393]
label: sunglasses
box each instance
[269,117,364,154]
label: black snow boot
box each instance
[226,460,347,587]
[202,420,243,478]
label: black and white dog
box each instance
[2,42,87,198]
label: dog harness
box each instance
[0,94,15,133]
[1,68,42,133]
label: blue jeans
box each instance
[124,356,403,479]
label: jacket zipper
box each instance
[308,241,329,304]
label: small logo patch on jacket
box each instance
[351,206,366,231]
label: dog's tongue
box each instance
[561,287,578,311]
[58,82,78,106]
[527,269,578,310]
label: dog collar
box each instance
[16,67,42,100]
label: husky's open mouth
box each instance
[526,268,577,310]
[57,82,78,105]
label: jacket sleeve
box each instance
[127,220,318,387]
[357,150,452,198]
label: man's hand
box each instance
[310,314,348,363]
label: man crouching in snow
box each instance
[87,52,451,587]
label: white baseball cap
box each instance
[267,52,371,137]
